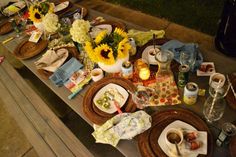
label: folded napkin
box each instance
[92,111,151,147]
[161,40,203,71]
[35,48,69,72]
[49,57,83,86]
[128,29,165,46]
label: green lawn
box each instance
[103,0,225,35]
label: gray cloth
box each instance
[49,57,83,87]
[161,39,203,71]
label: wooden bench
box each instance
[0,59,94,157]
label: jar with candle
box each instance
[134,59,150,80]
[203,73,230,123]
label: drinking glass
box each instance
[203,79,230,123]
[179,51,196,70]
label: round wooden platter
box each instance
[13,39,48,60]
[59,4,88,19]
[138,109,213,157]
[94,20,126,31]
[0,21,13,35]
[226,73,236,110]
[83,76,137,125]
[37,46,80,79]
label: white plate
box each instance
[93,83,128,114]
[158,120,207,157]
[54,1,70,12]
[141,45,160,65]
[90,24,112,39]
[197,62,216,76]
[3,1,26,16]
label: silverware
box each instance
[175,142,182,156]
[105,91,123,114]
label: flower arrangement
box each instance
[70,19,91,44]
[42,13,60,33]
[28,1,54,23]
[84,27,131,65]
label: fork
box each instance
[105,92,123,114]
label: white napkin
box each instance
[35,48,69,72]
[92,111,151,146]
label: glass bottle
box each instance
[155,50,174,83]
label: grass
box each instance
[103,0,225,35]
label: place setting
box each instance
[138,109,213,157]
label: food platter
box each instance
[13,39,48,60]
[158,120,207,157]
[83,76,137,125]
[138,109,213,157]
[93,83,129,114]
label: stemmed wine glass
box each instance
[179,51,197,70]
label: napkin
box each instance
[35,48,69,72]
[49,57,83,86]
[161,39,203,71]
[92,111,151,147]
[128,29,165,46]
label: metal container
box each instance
[178,64,190,88]
[183,82,199,105]
[121,61,133,79]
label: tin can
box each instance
[121,61,133,79]
[178,64,190,88]
[183,82,199,105]
[216,122,236,147]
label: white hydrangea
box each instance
[70,19,91,43]
[42,13,60,33]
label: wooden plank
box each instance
[0,63,75,157]
[0,81,56,157]
[1,60,94,157]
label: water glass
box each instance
[203,78,230,123]
[180,51,196,69]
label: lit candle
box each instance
[139,67,150,80]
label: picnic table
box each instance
[0,1,236,157]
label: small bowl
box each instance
[91,68,104,82]
[165,128,183,152]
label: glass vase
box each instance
[155,50,174,83]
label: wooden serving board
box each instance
[13,39,48,60]
[0,21,13,35]
[83,76,137,125]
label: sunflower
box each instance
[95,44,115,65]
[117,38,131,59]
[114,27,128,38]
[84,41,97,62]
[29,6,43,23]
[95,30,108,44]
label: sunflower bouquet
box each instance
[28,1,54,23]
[84,27,131,65]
